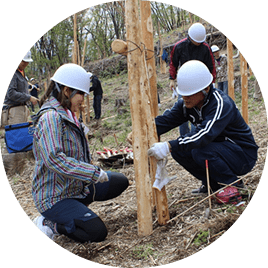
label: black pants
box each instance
[93,95,102,119]
[42,172,129,243]
[171,141,257,191]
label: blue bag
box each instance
[4,122,34,153]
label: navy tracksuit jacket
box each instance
[155,86,258,190]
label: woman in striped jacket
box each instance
[32,64,128,242]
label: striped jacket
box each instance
[155,86,258,157]
[32,97,100,213]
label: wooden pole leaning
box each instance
[73,14,78,65]
[73,14,80,119]
[140,0,170,225]
[240,53,249,124]
[73,13,88,124]
[111,0,170,234]
[125,0,155,236]
[227,38,235,101]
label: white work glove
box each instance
[169,79,175,90]
[96,169,109,183]
[172,87,179,99]
[148,142,170,160]
[153,158,176,191]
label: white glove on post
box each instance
[148,142,170,160]
[155,158,168,180]
[96,169,109,183]
[153,158,176,191]
[172,87,179,99]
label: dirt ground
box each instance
[2,63,267,267]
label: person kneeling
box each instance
[32,64,129,242]
[148,60,258,197]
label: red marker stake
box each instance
[205,160,212,209]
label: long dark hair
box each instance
[40,81,72,110]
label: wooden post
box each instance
[249,67,252,77]
[240,53,248,124]
[86,95,90,123]
[81,38,91,123]
[73,14,87,123]
[73,14,80,119]
[125,0,156,236]
[227,38,235,100]
[73,14,78,65]
[81,38,87,67]
[140,0,170,225]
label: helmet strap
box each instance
[70,89,78,99]
[54,82,61,93]
[54,83,78,99]
[201,89,208,98]
[202,85,211,102]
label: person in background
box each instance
[1,51,39,126]
[169,23,216,136]
[211,45,228,95]
[149,60,258,197]
[28,78,41,112]
[90,74,103,120]
[32,63,129,243]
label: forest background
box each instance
[25,1,201,80]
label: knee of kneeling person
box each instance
[82,217,108,243]
[94,221,108,242]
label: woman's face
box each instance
[64,87,85,113]
[70,91,84,113]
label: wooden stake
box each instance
[227,38,235,101]
[125,0,154,236]
[73,14,80,119]
[140,1,170,225]
[240,53,249,124]
[73,14,88,124]
[86,95,90,123]
[73,14,78,65]
[81,38,87,67]
[205,160,211,209]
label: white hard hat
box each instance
[177,60,213,96]
[51,63,93,94]
[23,51,33,62]
[211,45,220,53]
[188,23,206,43]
